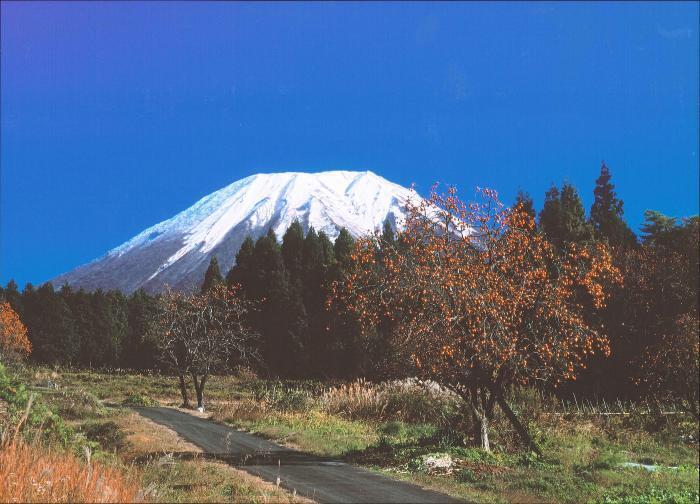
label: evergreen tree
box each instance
[381,219,396,247]
[121,288,159,369]
[539,185,561,244]
[539,183,592,247]
[3,280,23,320]
[250,229,307,376]
[514,190,536,221]
[334,228,355,268]
[590,161,637,247]
[318,231,335,266]
[201,256,224,293]
[22,283,77,364]
[559,183,594,244]
[226,237,255,290]
[281,220,305,281]
[640,210,678,247]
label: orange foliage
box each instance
[335,186,622,391]
[0,438,141,503]
[0,302,31,361]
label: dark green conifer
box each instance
[334,228,355,269]
[514,190,536,222]
[201,256,224,293]
[590,161,637,247]
[281,220,305,280]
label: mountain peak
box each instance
[53,170,416,293]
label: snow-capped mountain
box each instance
[52,171,418,293]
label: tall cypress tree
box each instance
[281,220,305,281]
[318,231,335,267]
[122,288,158,369]
[334,228,355,268]
[590,161,637,247]
[226,236,255,291]
[539,185,562,245]
[251,228,307,376]
[559,183,594,244]
[201,256,224,293]
[514,190,536,222]
[539,183,592,247]
[381,219,396,247]
[21,283,77,364]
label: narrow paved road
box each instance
[135,407,463,504]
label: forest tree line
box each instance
[1,163,697,402]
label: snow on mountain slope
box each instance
[52,171,419,293]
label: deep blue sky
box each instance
[1,2,698,287]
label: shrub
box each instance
[122,393,158,407]
[54,389,106,420]
[83,421,129,452]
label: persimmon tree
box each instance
[334,187,621,452]
[0,302,31,362]
[154,284,258,410]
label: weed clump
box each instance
[122,393,158,407]
[83,421,130,452]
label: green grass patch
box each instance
[122,393,158,407]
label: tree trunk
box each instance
[469,389,491,452]
[191,373,208,410]
[178,374,190,408]
[479,410,490,451]
[495,392,542,456]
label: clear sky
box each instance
[1,1,698,287]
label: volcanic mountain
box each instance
[52,171,417,293]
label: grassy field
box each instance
[3,364,699,503]
[0,364,308,503]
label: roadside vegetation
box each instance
[11,365,695,504]
[0,362,310,503]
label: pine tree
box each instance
[559,183,594,244]
[22,283,77,364]
[539,185,561,244]
[381,219,396,247]
[640,210,678,246]
[121,289,159,369]
[514,190,536,222]
[590,161,637,247]
[201,256,224,293]
[539,183,592,247]
[226,236,255,291]
[250,229,307,376]
[318,231,335,266]
[281,220,305,281]
[3,280,23,320]
[334,228,355,268]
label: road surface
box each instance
[135,407,464,504]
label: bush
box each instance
[122,393,158,407]
[83,421,129,452]
[53,389,106,420]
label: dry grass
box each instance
[320,379,458,424]
[115,411,203,461]
[0,437,141,503]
